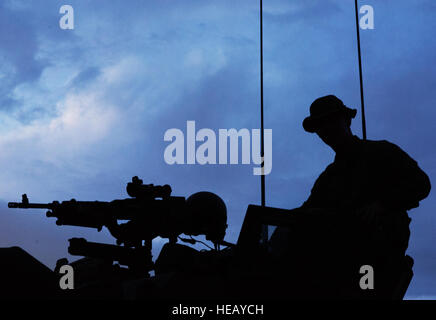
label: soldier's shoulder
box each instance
[362,137,395,147]
[361,137,413,160]
[361,137,401,152]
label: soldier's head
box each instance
[303,95,357,151]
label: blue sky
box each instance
[0,0,434,299]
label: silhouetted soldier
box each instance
[270,95,431,298]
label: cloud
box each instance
[263,0,341,25]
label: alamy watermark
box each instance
[164,121,272,175]
[359,5,374,30]
[359,264,374,290]
[59,5,74,30]
[59,264,74,290]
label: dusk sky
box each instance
[0,0,434,299]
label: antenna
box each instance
[260,0,268,244]
[354,0,367,140]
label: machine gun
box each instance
[7,180,414,300]
[8,177,174,231]
[8,176,229,275]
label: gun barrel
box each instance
[8,202,52,209]
[68,238,153,271]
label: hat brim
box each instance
[302,108,357,133]
[302,116,317,133]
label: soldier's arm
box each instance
[299,166,331,210]
[379,142,431,210]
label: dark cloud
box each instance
[264,0,342,25]
[0,4,46,110]
[69,67,101,89]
